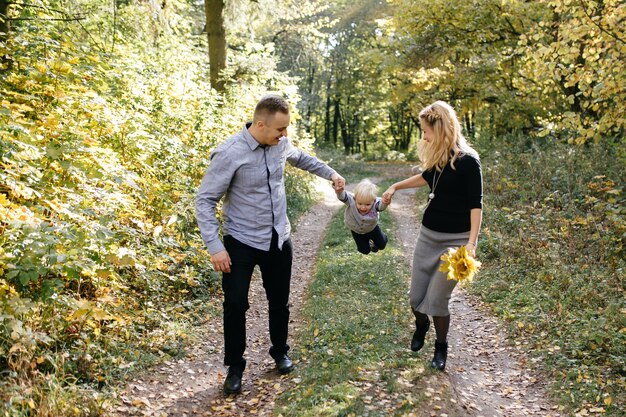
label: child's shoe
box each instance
[369,240,379,253]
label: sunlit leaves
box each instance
[1,0,310,414]
[475,140,625,415]
[384,0,625,141]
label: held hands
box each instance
[211,250,232,273]
[331,173,345,193]
[382,186,396,205]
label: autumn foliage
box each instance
[0,1,308,415]
[0,0,624,416]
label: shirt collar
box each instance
[242,122,265,150]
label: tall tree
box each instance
[206,0,226,92]
[0,0,10,40]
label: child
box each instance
[336,179,388,254]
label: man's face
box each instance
[260,111,290,146]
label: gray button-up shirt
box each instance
[196,123,337,255]
[338,191,388,234]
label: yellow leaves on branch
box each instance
[50,60,72,75]
[439,246,481,283]
[67,299,112,322]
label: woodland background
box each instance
[0,0,624,416]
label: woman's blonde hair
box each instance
[418,100,478,172]
[353,179,378,203]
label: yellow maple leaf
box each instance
[50,60,72,75]
[35,63,47,73]
[0,194,10,207]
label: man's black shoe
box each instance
[274,354,295,374]
[223,363,245,395]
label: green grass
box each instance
[471,137,625,415]
[276,207,435,416]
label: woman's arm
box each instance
[467,208,482,257]
[464,156,483,257]
[382,174,427,204]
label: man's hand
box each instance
[211,250,232,273]
[331,173,345,191]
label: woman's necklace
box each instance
[428,165,445,202]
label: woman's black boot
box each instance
[411,312,430,352]
[431,341,448,371]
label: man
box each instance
[196,94,345,395]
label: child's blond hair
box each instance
[353,179,378,203]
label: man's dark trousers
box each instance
[222,229,292,366]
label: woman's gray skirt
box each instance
[410,225,470,316]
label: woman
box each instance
[382,101,483,371]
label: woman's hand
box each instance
[466,242,477,257]
[382,186,396,205]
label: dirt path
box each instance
[112,179,343,417]
[114,163,561,417]
[385,163,562,417]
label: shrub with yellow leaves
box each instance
[439,246,481,282]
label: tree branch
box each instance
[9,16,85,21]
[272,29,288,44]
[579,0,626,45]
[5,2,74,16]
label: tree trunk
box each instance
[0,0,12,69]
[338,105,351,154]
[205,0,226,92]
[324,92,331,143]
[463,111,475,138]
[389,106,415,152]
[0,0,10,40]
[332,99,340,146]
[304,60,315,133]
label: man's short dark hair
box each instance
[253,94,289,122]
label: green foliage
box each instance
[472,136,625,415]
[277,210,432,415]
[518,0,626,143]
[0,0,312,415]
[277,0,624,149]
[314,148,379,183]
[384,0,625,142]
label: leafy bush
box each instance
[0,1,313,415]
[472,135,625,415]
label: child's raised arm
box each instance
[376,197,389,211]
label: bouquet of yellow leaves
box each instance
[439,245,482,282]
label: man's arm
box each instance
[195,151,236,256]
[285,139,344,187]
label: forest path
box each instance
[112,178,343,417]
[113,163,561,416]
[386,163,561,417]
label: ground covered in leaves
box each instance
[112,164,574,416]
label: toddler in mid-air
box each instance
[335,179,388,254]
